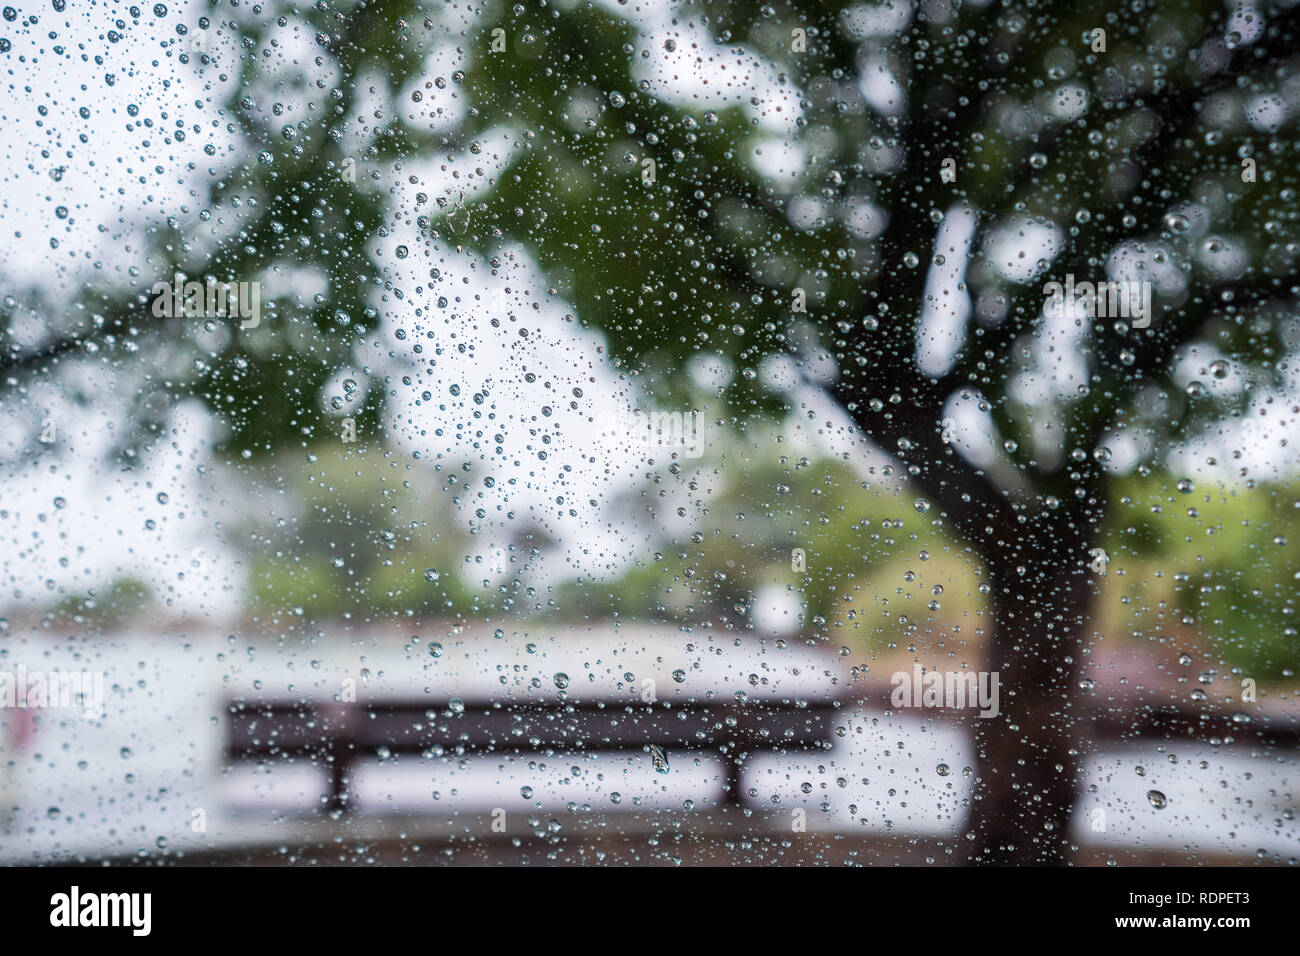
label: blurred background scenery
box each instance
[0,0,1297,865]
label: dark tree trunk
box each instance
[835,369,1105,864]
[832,363,1106,864]
[964,517,1096,865]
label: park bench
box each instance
[225,692,847,814]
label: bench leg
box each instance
[321,704,354,815]
[324,729,352,815]
[724,752,746,808]
[326,754,349,814]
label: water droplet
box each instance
[650,744,669,774]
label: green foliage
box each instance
[1101,474,1300,677]
[571,449,1299,676]
[448,0,1300,489]
[558,428,978,651]
[5,0,1296,489]
[242,442,481,621]
[51,576,153,628]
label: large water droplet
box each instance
[650,744,669,774]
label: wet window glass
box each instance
[1,0,1297,869]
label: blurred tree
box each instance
[1098,474,1300,679]
[446,0,1300,864]
[51,576,153,629]
[2,0,1298,864]
[559,424,969,642]
[240,443,481,623]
